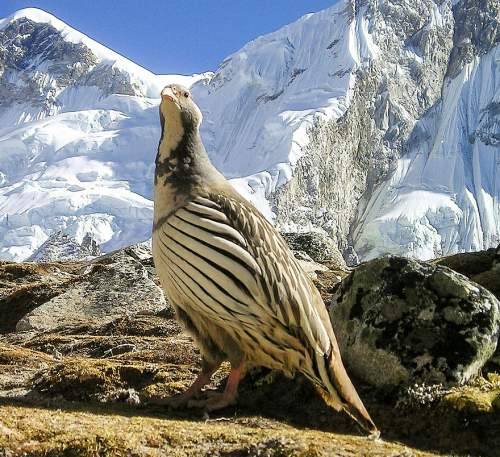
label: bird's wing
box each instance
[155,189,332,350]
[231,194,331,343]
[203,192,377,432]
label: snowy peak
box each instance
[0,7,159,97]
[1,8,145,66]
[193,0,450,223]
[194,0,499,262]
[193,0,375,179]
[0,8,209,261]
[0,8,154,127]
[0,7,207,120]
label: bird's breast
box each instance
[152,196,265,325]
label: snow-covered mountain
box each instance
[0,8,209,260]
[0,1,498,263]
[193,0,499,262]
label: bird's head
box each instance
[159,84,203,136]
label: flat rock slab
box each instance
[0,261,82,333]
[16,248,168,332]
[330,256,500,388]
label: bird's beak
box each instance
[161,86,177,103]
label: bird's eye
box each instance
[184,92,190,98]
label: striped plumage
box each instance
[152,84,378,434]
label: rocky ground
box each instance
[0,239,499,456]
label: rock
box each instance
[289,248,330,279]
[28,231,100,262]
[291,250,314,263]
[16,245,168,332]
[0,261,81,333]
[434,244,500,300]
[281,232,346,268]
[329,256,500,388]
[297,259,329,280]
[102,344,137,358]
[81,233,101,257]
[446,0,499,79]
[434,245,500,368]
[123,240,153,262]
[343,246,359,267]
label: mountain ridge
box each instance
[0,0,498,263]
[0,8,209,260]
[0,8,147,73]
[193,0,498,262]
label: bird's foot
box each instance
[152,391,200,409]
[150,387,220,409]
[188,361,245,412]
[149,367,218,409]
[187,391,237,411]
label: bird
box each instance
[152,83,378,434]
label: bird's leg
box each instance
[188,361,246,411]
[152,359,221,408]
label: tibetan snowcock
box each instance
[152,84,378,434]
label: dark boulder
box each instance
[329,256,500,388]
[281,232,346,268]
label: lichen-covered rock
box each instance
[434,244,500,300]
[433,245,500,369]
[16,244,168,332]
[329,256,500,388]
[281,231,346,268]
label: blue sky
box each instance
[1,0,338,75]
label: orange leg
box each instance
[154,362,220,408]
[188,361,246,411]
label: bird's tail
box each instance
[315,345,379,435]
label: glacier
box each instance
[0,8,208,260]
[0,1,498,263]
[354,47,499,260]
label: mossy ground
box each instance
[442,373,500,414]
[1,322,499,457]
[1,258,499,456]
[0,403,434,457]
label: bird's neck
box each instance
[155,126,206,183]
[154,122,224,219]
